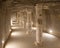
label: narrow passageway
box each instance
[1,1,60,48]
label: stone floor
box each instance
[4,30,60,48]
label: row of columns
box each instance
[19,4,43,47]
[2,2,44,48]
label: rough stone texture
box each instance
[0,6,2,48]
[1,1,60,48]
[2,2,11,48]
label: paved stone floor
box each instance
[4,30,60,48]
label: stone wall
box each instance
[2,2,11,48]
[0,4,2,48]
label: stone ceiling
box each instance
[2,0,60,5]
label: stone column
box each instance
[26,8,31,34]
[35,4,43,47]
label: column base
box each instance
[33,41,43,48]
[34,42,40,46]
